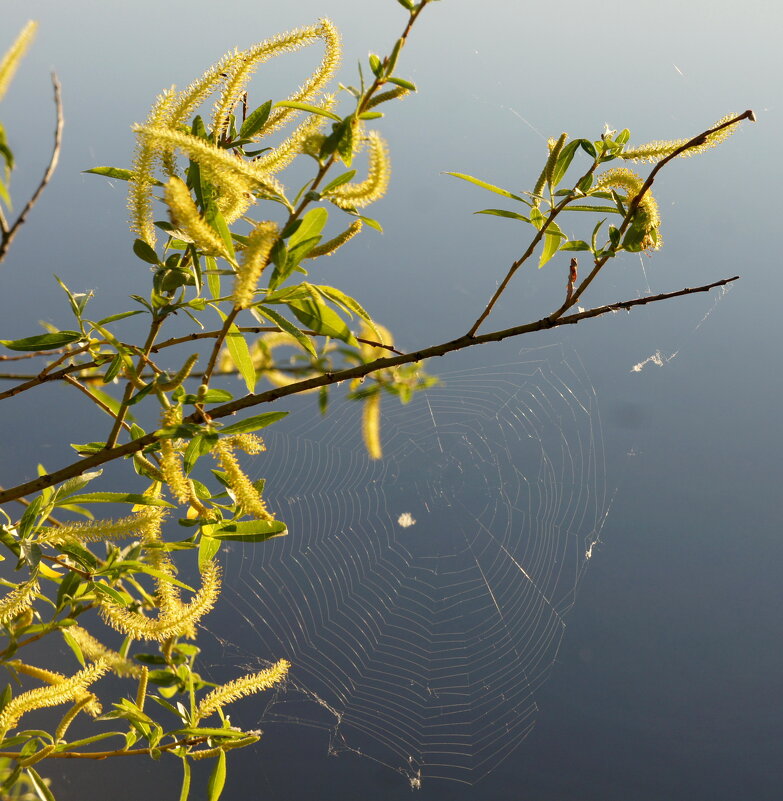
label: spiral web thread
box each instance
[210,345,608,786]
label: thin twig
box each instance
[150,327,402,355]
[0,274,738,506]
[551,111,754,320]
[0,73,63,263]
[466,161,600,337]
[62,374,133,434]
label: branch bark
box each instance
[0,274,738,505]
[0,73,63,263]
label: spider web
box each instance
[211,344,608,786]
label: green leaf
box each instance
[580,139,598,159]
[563,204,623,214]
[560,240,591,251]
[84,166,164,185]
[205,255,221,300]
[254,305,317,358]
[183,432,219,475]
[286,297,358,347]
[218,311,256,393]
[273,101,341,122]
[179,757,192,801]
[25,767,56,801]
[220,411,288,436]
[181,389,233,405]
[91,582,128,605]
[312,285,379,339]
[287,207,328,250]
[62,492,173,507]
[207,750,227,801]
[0,331,82,352]
[386,76,416,91]
[198,535,221,571]
[550,140,582,186]
[320,170,356,194]
[475,208,531,223]
[98,309,144,325]
[239,100,272,138]
[539,220,566,268]
[133,239,160,265]
[444,172,526,202]
[397,0,415,8]
[202,519,287,542]
[369,54,382,77]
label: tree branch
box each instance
[0,73,63,263]
[0,274,738,506]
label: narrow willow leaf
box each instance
[444,172,526,202]
[239,100,272,139]
[202,519,287,542]
[475,208,531,223]
[563,204,623,214]
[539,220,566,268]
[25,768,55,801]
[560,240,591,251]
[84,166,163,185]
[198,535,221,571]
[96,310,144,326]
[254,305,317,358]
[312,285,380,340]
[0,332,82,351]
[320,170,356,194]
[273,101,341,121]
[207,750,227,801]
[217,309,256,393]
[61,492,173,507]
[551,140,582,187]
[287,207,328,249]
[286,298,358,347]
[183,432,219,475]
[220,411,288,436]
[386,76,416,91]
[179,757,192,801]
[205,256,221,300]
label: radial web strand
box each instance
[210,345,608,786]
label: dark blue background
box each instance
[1,1,780,798]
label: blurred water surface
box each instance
[1,1,781,798]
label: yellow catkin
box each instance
[212,440,273,520]
[593,167,662,250]
[0,21,38,103]
[196,659,290,721]
[306,220,362,258]
[135,125,284,200]
[163,176,230,258]
[8,660,102,717]
[212,20,341,140]
[128,88,177,247]
[36,507,164,547]
[257,19,342,138]
[233,221,278,309]
[66,627,142,679]
[366,86,410,110]
[323,130,390,209]
[0,660,109,736]
[223,434,266,455]
[100,560,221,642]
[621,114,739,163]
[159,407,191,505]
[0,576,39,624]
[362,391,382,460]
[251,100,333,176]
